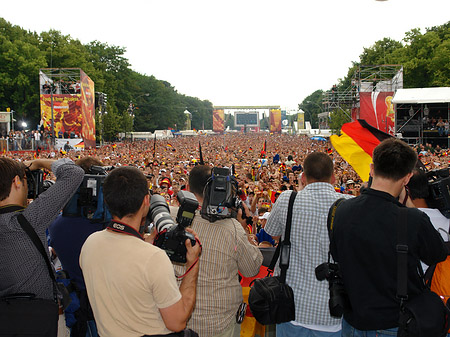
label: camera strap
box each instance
[107,220,144,241]
[267,191,297,283]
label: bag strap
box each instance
[16,213,58,302]
[267,191,297,283]
[396,207,409,305]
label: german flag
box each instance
[167,143,173,148]
[260,140,266,159]
[330,120,391,181]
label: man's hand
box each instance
[184,228,201,269]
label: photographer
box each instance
[173,165,263,337]
[264,152,353,337]
[80,166,201,337]
[330,139,447,336]
[0,158,84,336]
[48,157,106,336]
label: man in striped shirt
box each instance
[175,165,263,337]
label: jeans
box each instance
[276,322,341,337]
[342,318,397,337]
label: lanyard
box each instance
[107,220,144,241]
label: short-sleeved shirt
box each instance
[265,184,353,328]
[80,230,181,337]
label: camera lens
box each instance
[150,194,175,232]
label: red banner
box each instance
[213,109,224,133]
[359,92,395,135]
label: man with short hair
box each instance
[265,151,353,337]
[331,138,447,336]
[174,165,263,337]
[80,166,201,337]
[0,157,84,335]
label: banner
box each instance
[269,108,281,133]
[297,112,305,130]
[213,109,224,133]
[80,70,96,148]
[40,94,83,138]
[359,92,395,136]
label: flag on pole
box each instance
[153,134,156,158]
[330,120,391,181]
[199,141,204,165]
[260,140,267,158]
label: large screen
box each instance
[235,112,259,126]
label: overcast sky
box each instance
[2,0,450,110]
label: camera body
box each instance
[315,262,350,318]
[151,190,198,263]
[426,169,450,218]
[201,167,241,222]
[62,165,113,223]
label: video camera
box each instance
[201,167,245,222]
[426,168,450,218]
[62,165,113,223]
[150,190,198,263]
[26,169,54,199]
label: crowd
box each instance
[1,132,449,337]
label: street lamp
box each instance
[129,93,150,128]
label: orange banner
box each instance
[80,70,96,148]
[213,109,224,133]
[270,109,281,133]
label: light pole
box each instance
[128,93,150,131]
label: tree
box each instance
[298,90,323,129]
[329,109,351,134]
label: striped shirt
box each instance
[265,184,353,327]
[174,213,263,337]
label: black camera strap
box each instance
[107,220,144,241]
[267,191,297,284]
[396,207,409,305]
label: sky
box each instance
[2,0,450,110]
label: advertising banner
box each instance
[269,108,281,133]
[80,70,96,148]
[213,109,224,133]
[297,112,305,130]
[40,94,83,138]
[359,92,395,135]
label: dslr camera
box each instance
[150,190,198,263]
[315,260,350,318]
[26,169,54,199]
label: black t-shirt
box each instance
[330,188,447,330]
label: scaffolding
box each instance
[322,64,403,121]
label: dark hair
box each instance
[75,156,103,173]
[0,158,26,201]
[303,152,334,181]
[188,165,212,197]
[287,155,293,161]
[103,167,148,219]
[373,138,417,181]
[407,168,429,200]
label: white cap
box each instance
[259,212,270,220]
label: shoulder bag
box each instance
[248,191,297,325]
[396,207,450,337]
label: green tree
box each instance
[298,90,323,128]
[329,109,351,134]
